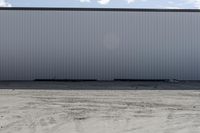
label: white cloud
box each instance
[79,0,200,8]
[186,0,200,8]
[80,0,91,3]
[165,6,181,9]
[127,0,136,4]
[97,0,110,5]
[127,0,147,4]
[80,0,142,5]
[0,0,11,7]
[80,0,111,5]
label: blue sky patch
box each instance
[0,0,200,9]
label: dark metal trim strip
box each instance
[0,7,200,12]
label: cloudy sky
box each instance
[0,0,200,9]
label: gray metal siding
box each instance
[0,10,200,80]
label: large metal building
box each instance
[0,7,200,81]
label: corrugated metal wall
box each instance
[0,9,200,80]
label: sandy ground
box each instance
[0,82,200,133]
